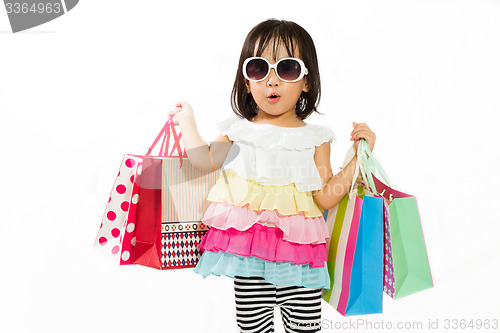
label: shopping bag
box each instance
[159,156,216,269]
[118,164,140,265]
[322,143,384,316]
[372,175,433,299]
[94,119,175,263]
[131,117,220,270]
[357,140,434,299]
[94,154,142,262]
[131,156,163,268]
[95,116,219,269]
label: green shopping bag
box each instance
[358,140,434,299]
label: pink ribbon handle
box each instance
[145,115,187,168]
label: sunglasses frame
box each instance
[242,57,309,83]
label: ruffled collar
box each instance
[244,118,310,129]
[217,116,335,151]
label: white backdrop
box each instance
[1,1,499,332]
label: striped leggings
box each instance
[234,275,323,333]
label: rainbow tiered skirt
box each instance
[193,169,331,289]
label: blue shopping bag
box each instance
[344,195,383,315]
[322,142,384,316]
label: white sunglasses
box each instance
[242,57,309,83]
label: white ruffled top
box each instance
[216,115,336,192]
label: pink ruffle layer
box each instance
[199,223,327,268]
[201,201,330,245]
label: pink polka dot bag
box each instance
[94,116,220,269]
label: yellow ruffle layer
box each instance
[207,169,324,218]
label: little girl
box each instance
[167,19,376,333]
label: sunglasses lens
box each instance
[245,58,269,81]
[277,59,302,81]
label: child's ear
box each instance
[302,79,309,93]
[245,79,251,93]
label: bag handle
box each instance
[145,115,187,167]
[357,139,390,193]
[347,141,372,198]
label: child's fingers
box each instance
[168,109,179,116]
[352,135,374,142]
[176,101,191,109]
[351,123,375,149]
[351,123,366,136]
[351,130,375,142]
[351,128,369,138]
[167,107,183,121]
[351,123,372,135]
[351,122,369,132]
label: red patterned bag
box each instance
[95,116,219,269]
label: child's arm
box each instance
[313,142,359,210]
[168,102,233,172]
[313,122,376,210]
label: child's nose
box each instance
[266,68,280,86]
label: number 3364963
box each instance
[5,2,62,14]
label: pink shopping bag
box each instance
[95,116,219,269]
[94,116,187,264]
[94,154,141,262]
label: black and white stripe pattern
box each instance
[234,275,322,333]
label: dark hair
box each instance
[230,19,323,121]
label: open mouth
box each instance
[268,94,280,103]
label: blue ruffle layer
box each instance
[193,250,331,289]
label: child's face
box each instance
[246,41,309,121]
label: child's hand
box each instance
[167,101,195,126]
[350,122,376,152]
